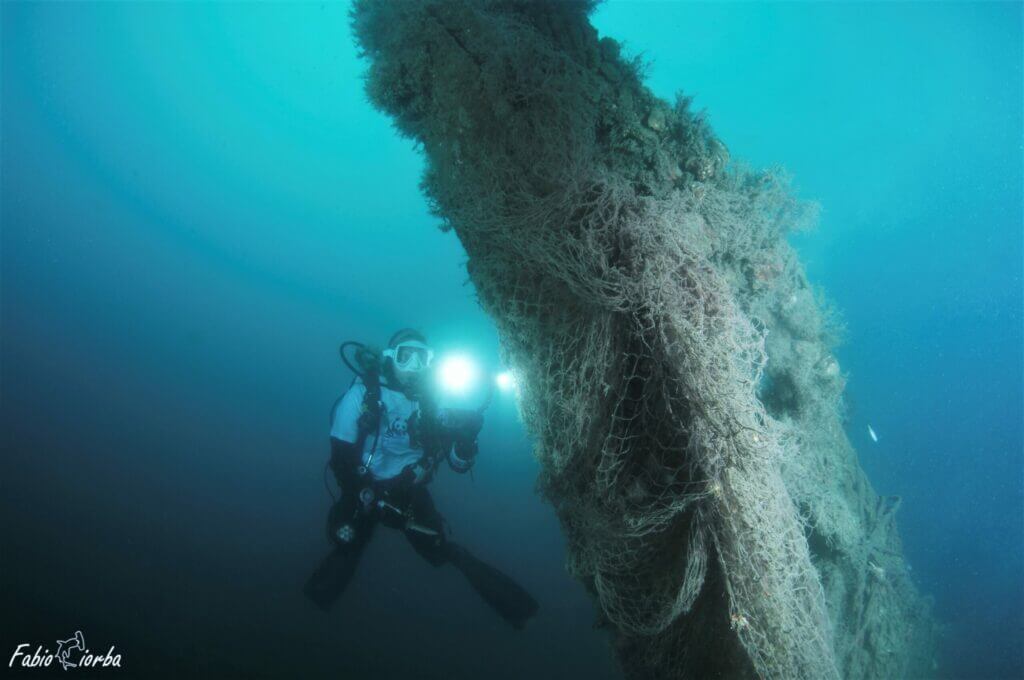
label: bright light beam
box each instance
[495,371,516,391]
[437,354,478,394]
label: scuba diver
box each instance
[304,328,539,629]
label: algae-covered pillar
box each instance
[349,1,937,677]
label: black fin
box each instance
[450,545,539,629]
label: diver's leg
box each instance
[402,488,539,628]
[303,505,376,612]
[401,486,450,567]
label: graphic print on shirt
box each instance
[383,414,408,440]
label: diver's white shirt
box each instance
[330,380,424,481]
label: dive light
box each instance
[435,354,517,406]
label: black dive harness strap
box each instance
[352,386,446,521]
[355,371,384,476]
[415,391,446,480]
[356,378,445,483]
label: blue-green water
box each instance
[2,2,1020,678]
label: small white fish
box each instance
[867,425,878,443]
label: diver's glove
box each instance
[439,408,483,474]
[448,438,478,473]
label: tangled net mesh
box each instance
[350,1,938,677]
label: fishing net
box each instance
[349,1,938,677]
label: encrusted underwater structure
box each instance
[350,1,938,677]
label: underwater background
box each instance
[2,2,1020,678]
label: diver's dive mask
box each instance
[383,340,434,373]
